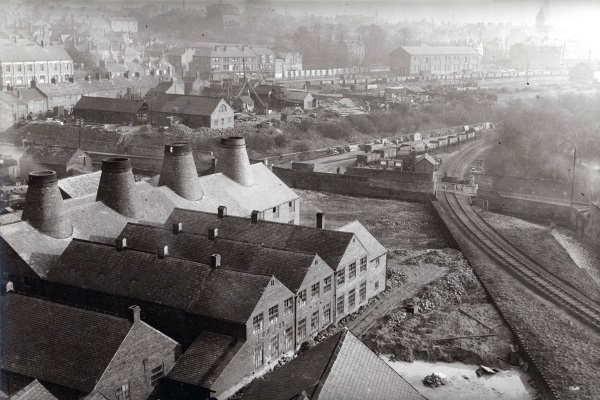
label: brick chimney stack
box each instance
[22,170,73,239]
[158,142,203,200]
[215,137,255,187]
[96,157,140,218]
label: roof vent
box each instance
[158,245,169,258]
[96,158,140,218]
[211,254,221,268]
[22,170,72,239]
[215,137,255,187]
[173,222,183,234]
[158,142,203,201]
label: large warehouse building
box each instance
[390,46,482,76]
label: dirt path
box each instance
[349,266,449,337]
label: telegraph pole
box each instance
[570,147,577,208]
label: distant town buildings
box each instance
[110,17,138,33]
[189,44,275,81]
[274,51,303,79]
[206,1,240,30]
[0,45,74,88]
[390,46,482,76]
[509,43,562,71]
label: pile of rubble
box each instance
[387,268,408,287]
[422,373,446,387]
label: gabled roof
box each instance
[58,171,102,199]
[158,95,223,116]
[286,91,311,102]
[36,76,160,98]
[118,223,325,292]
[1,293,132,393]
[0,45,72,62]
[165,208,354,268]
[12,88,47,102]
[20,146,86,166]
[415,153,439,166]
[241,330,426,400]
[8,379,58,400]
[337,221,387,260]
[167,331,244,387]
[47,239,212,310]
[73,96,147,113]
[398,46,480,56]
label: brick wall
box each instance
[474,174,588,203]
[345,167,432,183]
[272,167,430,203]
[94,319,181,400]
[474,190,572,222]
[333,237,371,322]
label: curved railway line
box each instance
[440,136,600,331]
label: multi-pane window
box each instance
[359,256,367,273]
[311,311,319,332]
[375,258,380,268]
[336,295,344,317]
[298,289,307,307]
[269,305,278,324]
[5,65,10,72]
[323,303,331,323]
[284,297,293,315]
[298,318,307,340]
[311,282,320,299]
[336,268,345,287]
[348,262,357,281]
[272,206,279,218]
[252,313,263,333]
[359,281,367,303]
[254,345,263,367]
[115,383,131,400]
[150,364,164,386]
[289,200,295,211]
[348,288,356,310]
[17,65,22,72]
[284,326,293,349]
[271,334,279,357]
[324,276,332,293]
[27,64,32,72]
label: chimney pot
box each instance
[210,253,221,268]
[158,142,203,200]
[316,212,325,229]
[129,305,141,322]
[173,222,183,234]
[251,210,260,224]
[22,170,72,239]
[158,245,169,258]
[217,205,227,218]
[116,236,127,250]
[208,227,218,240]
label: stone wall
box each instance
[473,190,572,222]
[474,174,588,203]
[345,167,432,183]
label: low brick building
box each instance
[153,95,234,129]
[1,292,180,400]
[19,146,92,179]
[73,96,149,125]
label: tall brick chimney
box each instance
[158,142,203,201]
[22,171,72,239]
[215,137,255,187]
[96,157,140,218]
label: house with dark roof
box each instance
[1,292,180,400]
[152,95,234,129]
[19,146,92,179]
[240,330,426,400]
[42,238,295,398]
[165,47,195,74]
[144,79,186,105]
[284,90,314,110]
[414,153,439,174]
[0,45,73,89]
[165,209,387,323]
[73,96,149,125]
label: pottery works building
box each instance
[390,46,481,76]
[0,45,73,88]
[73,96,149,125]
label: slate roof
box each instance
[73,96,147,113]
[13,88,46,102]
[285,91,311,102]
[165,207,354,269]
[36,76,160,98]
[337,220,387,260]
[158,95,223,116]
[167,331,244,387]
[20,146,85,166]
[58,171,102,199]
[1,293,132,393]
[241,330,426,400]
[47,239,212,310]
[118,223,324,292]
[415,154,439,166]
[8,379,58,400]
[0,45,72,62]
[399,46,480,56]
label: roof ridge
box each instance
[310,330,347,399]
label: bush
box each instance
[316,121,351,140]
[292,141,311,153]
[274,134,289,148]
[245,132,276,153]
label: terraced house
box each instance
[0,45,73,88]
[189,44,275,81]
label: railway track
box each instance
[441,137,600,330]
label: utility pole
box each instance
[570,147,577,208]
